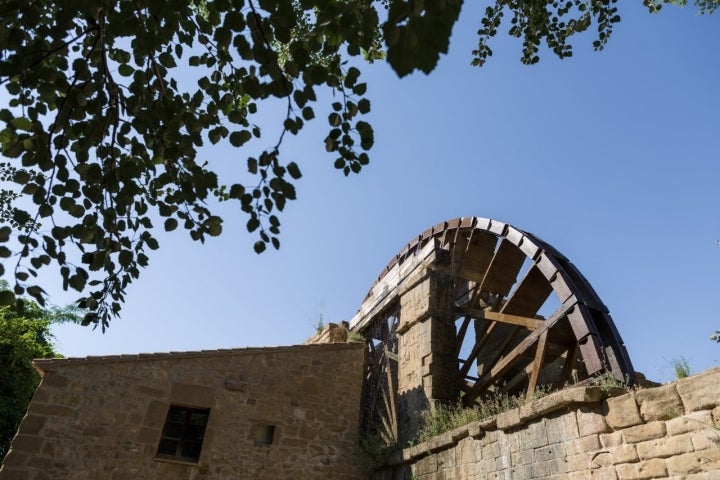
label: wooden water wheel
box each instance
[352,217,634,440]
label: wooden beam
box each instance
[501,265,553,317]
[477,239,526,297]
[461,308,544,330]
[457,321,498,380]
[384,349,398,440]
[462,302,574,405]
[526,330,548,400]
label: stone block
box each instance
[26,403,75,417]
[169,382,215,407]
[566,434,601,456]
[545,411,580,444]
[680,473,720,480]
[519,419,549,448]
[600,431,623,448]
[621,421,666,444]
[614,458,667,479]
[467,422,483,439]
[665,449,720,475]
[520,387,602,422]
[0,469,30,480]
[39,373,69,388]
[590,451,613,468]
[691,430,720,451]
[588,466,618,480]
[142,400,168,428]
[637,432,694,459]
[496,408,522,430]
[677,367,720,412]
[457,438,479,464]
[415,456,438,475]
[534,443,566,462]
[15,415,46,436]
[9,435,44,453]
[565,452,589,472]
[609,444,639,463]
[666,410,713,436]
[510,449,533,467]
[0,449,29,468]
[635,383,684,421]
[605,393,642,429]
[577,407,609,436]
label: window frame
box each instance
[155,405,211,464]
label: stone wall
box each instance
[0,343,370,480]
[373,367,720,479]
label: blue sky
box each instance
[46,2,719,382]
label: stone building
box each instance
[0,343,370,480]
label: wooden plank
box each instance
[384,348,398,440]
[526,330,548,400]
[459,231,498,284]
[557,343,578,388]
[479,240,526,297]
[502,265,553,317]
[462,308,544,330]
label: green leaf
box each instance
[328,112,342,127]
[0,226,11,242]
[301,106,315,120]
[0,290,15,305]
[358,98,371,114]
[229,130,252,147]
[164,218,178,231]
[287,162,302,179]
[253,241,266,254]
[247,216,260,232]
[10,117,32,131]
[118,64,134,76]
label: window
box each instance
[251,424,276,446]
[156,405,210,463]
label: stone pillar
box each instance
[396,251,456,444]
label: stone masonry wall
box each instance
[0,343,370,480]
[373,367,720,480]
[396,259,457,444]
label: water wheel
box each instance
[351,217,634,441]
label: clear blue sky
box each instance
[47,2,719,382]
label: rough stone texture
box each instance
[374,368,720,480]
[634,383,684,421]
[605,394,642,429]
[0,343,369,480]
[676,367,720,413]
[396,264,456,444]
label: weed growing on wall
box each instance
[673,357,692,379]
[415,386,555,443]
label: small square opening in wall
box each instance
[251,424,276,446]
[156,405,210,463]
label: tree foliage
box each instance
[0,0,715,329]
[0,283,81,461]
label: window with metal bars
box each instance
[156,405,210,463]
